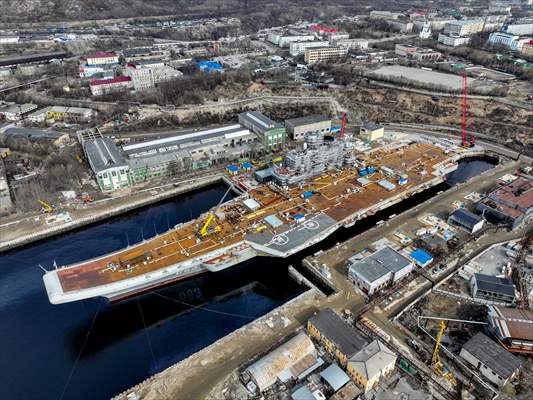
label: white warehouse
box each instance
[348,246,414,296]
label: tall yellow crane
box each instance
[38,200,53,213]
[196,185,233,239]
[431,321,457,385]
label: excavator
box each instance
[431,320,457,385]
[196,185,234,239]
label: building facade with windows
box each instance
[285,115,331,141]
[239,111,286,149]
[304,47,348,64]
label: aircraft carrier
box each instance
[43,137,460,304]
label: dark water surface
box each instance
[0,159,495,400]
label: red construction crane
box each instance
[461,72,475,147]
[339,112,348,140]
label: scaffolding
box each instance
[272,132,346,186]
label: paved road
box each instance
[385,123,532,163]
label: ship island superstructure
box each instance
[43,136,461,304]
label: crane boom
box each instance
[197,185,234,239]
[431,320,457,385]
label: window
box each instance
[112,171,117,177]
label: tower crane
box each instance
[339,112,348,140]
[461,72,475,148]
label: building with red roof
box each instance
[86,51,119,66]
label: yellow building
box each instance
[307,308,368,367]
[47,106,68,121]
[346,340,397,391]
[359,123,384,142]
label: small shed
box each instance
[226,165,239,175]
[244,198,261,211]
[265,214,283,228]
[410,249,434,267]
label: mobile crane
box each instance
[431,320,457,385]
[196,185,234,239]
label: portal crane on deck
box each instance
[38,200,53,213]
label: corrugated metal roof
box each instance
[449,208,483,229]
[474,274,515,297]
[348,246,412,284]
[246,332,316,392]
[462,333,521,379]
[488,306,533,341]
[378,179,396,191]
[319,363,350,391]
[84,137,127,173]
[285,114,330,127]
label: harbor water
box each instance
[0,159,496,400]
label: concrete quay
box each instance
[112,159,523,400]
[0,173,223,253]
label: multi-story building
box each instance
[89,76,132,96]
[347,340,397,392]
[86,51,119,66]
[123,65,182,92]
[289,41,330,56]
[369,11,403,20]
[238,112,286,149]
[83,137,131,192]
[332,38,368,50]
[79,64,115,78]
[387,20,414,33]
[504,20,533,36]
[488,31,532,51]
[412,48,442,61]
[307,308,369,367]
[522,40,533,57]
[304,46,348,64]
[438,33,471,47]
[26,107,51,123]
[448,208,485,234]
[285,115,331,141]
[268,33,315,47]
[327,33,350,42]
[489,2,512,14]
[444,19,484,36]
[122,47,166,62]
[395,44,418,57]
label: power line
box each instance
[137,298,157,367]
[151,291,256,319]
[59,299,102,400]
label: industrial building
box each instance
[470,273,516,304]
[346,340,397,392]
[348,246,414,296]
[123,124,257,183]
[477,176,533,229]
[304,47,348,65]
[447,208,485,234]
[272,131,344,187]
[285,115,331,141]
[289,41,330,56]
[83,137,131,192]
[1,127,63,141]
[244,332,320,393]
[238,111,286,149]
[487,305,533,354]
[504,19,533,36]
[359,123,384,142]
[319,363,351,392]
[307,308,369,367]
[460,333,521,387]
